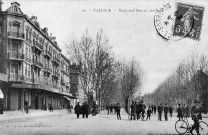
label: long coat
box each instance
[74,104,81,114]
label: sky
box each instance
[3,0,208,95]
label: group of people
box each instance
[130,100,146,120]
[74,102,97,118]
[157,103,173,121]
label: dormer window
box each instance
[14,5,18,13]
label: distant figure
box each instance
[164,104,168,121]
[115,103,121,120]
[48,103,53,112]
[169,105,173,117]
[146,107,152,120]
[82,102,90,118]
[154,105,157,114]
[67,104,71,114]
[106,105,109,114]
[177,104,183,120]
[157,103,163,121]
[24,100,29,114]
[75,102,81,118]
[141,101,146,120]
[130,101,136,120]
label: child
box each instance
[146,107,152,120]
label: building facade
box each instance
[0,2,78,110]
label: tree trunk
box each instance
[124,98,129,114]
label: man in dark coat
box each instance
[154,105,157,114]
[136,102,141,120]
[0,98,3,114]
[141,101,146,120]
[130,101,136,120]
[169,105,173,117]
[82,102,90,118]
[115,103,121,120]
[74,102,81,118]
[157,103,163,121]
[164,104,168,121]
[177,104,183,120]
[190,100,203,135]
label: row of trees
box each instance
[143,53,208,111]
[66,29,144,109]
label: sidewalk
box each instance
[0,109,68,122]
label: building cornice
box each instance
[1,11,62,52]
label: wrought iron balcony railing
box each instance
[44,66,53,74]
[44,50,52,58]
[8,52,24,60]
[8,32,24,39]
[9,74,30,82]
[33,59,43,68]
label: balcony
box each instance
[8,32,24,40]
[9,74,30,82]
[8,52,24,61]
[52,56,60,65]
[52,69,60,78]
[33,41,43,51]
[32,78,42,84]
[44,66,53,74]
[32,59,43,68]
[44,50,52,58]
[25,57,32,63]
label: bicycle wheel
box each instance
[175,120,188,135]
[199,121,208,135]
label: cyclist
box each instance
[190,100,202,135]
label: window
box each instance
[14,6,18,13]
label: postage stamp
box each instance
[173,3,204,41]
[154,2,204,41]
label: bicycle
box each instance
[175,114,208,135]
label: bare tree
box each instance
[119,59,144,112]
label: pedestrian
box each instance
[67,104,71,114]
[110,104,113,113]
[169,105,173,117]
[92,102,97,116]
[164,104,168,121]
[154,105,157,114]
[48,103,53,112]
[136,102,141,120]
[141,101,146,120]
[177,104,183,120]
[157,103,163,121]
[106,105,109,114]
[82,102,90,118]
[24,99,29,114]
[115,103,121,120]
[146,107,152,120]
[74,102,81,118]
[130,101,136,120]
[151,105,154,113]
[183,104,189,118]
[189,100,202,135]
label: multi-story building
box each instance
[0,1,76,110]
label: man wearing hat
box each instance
[190,100,202,135]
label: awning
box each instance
[64,96,71,100]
